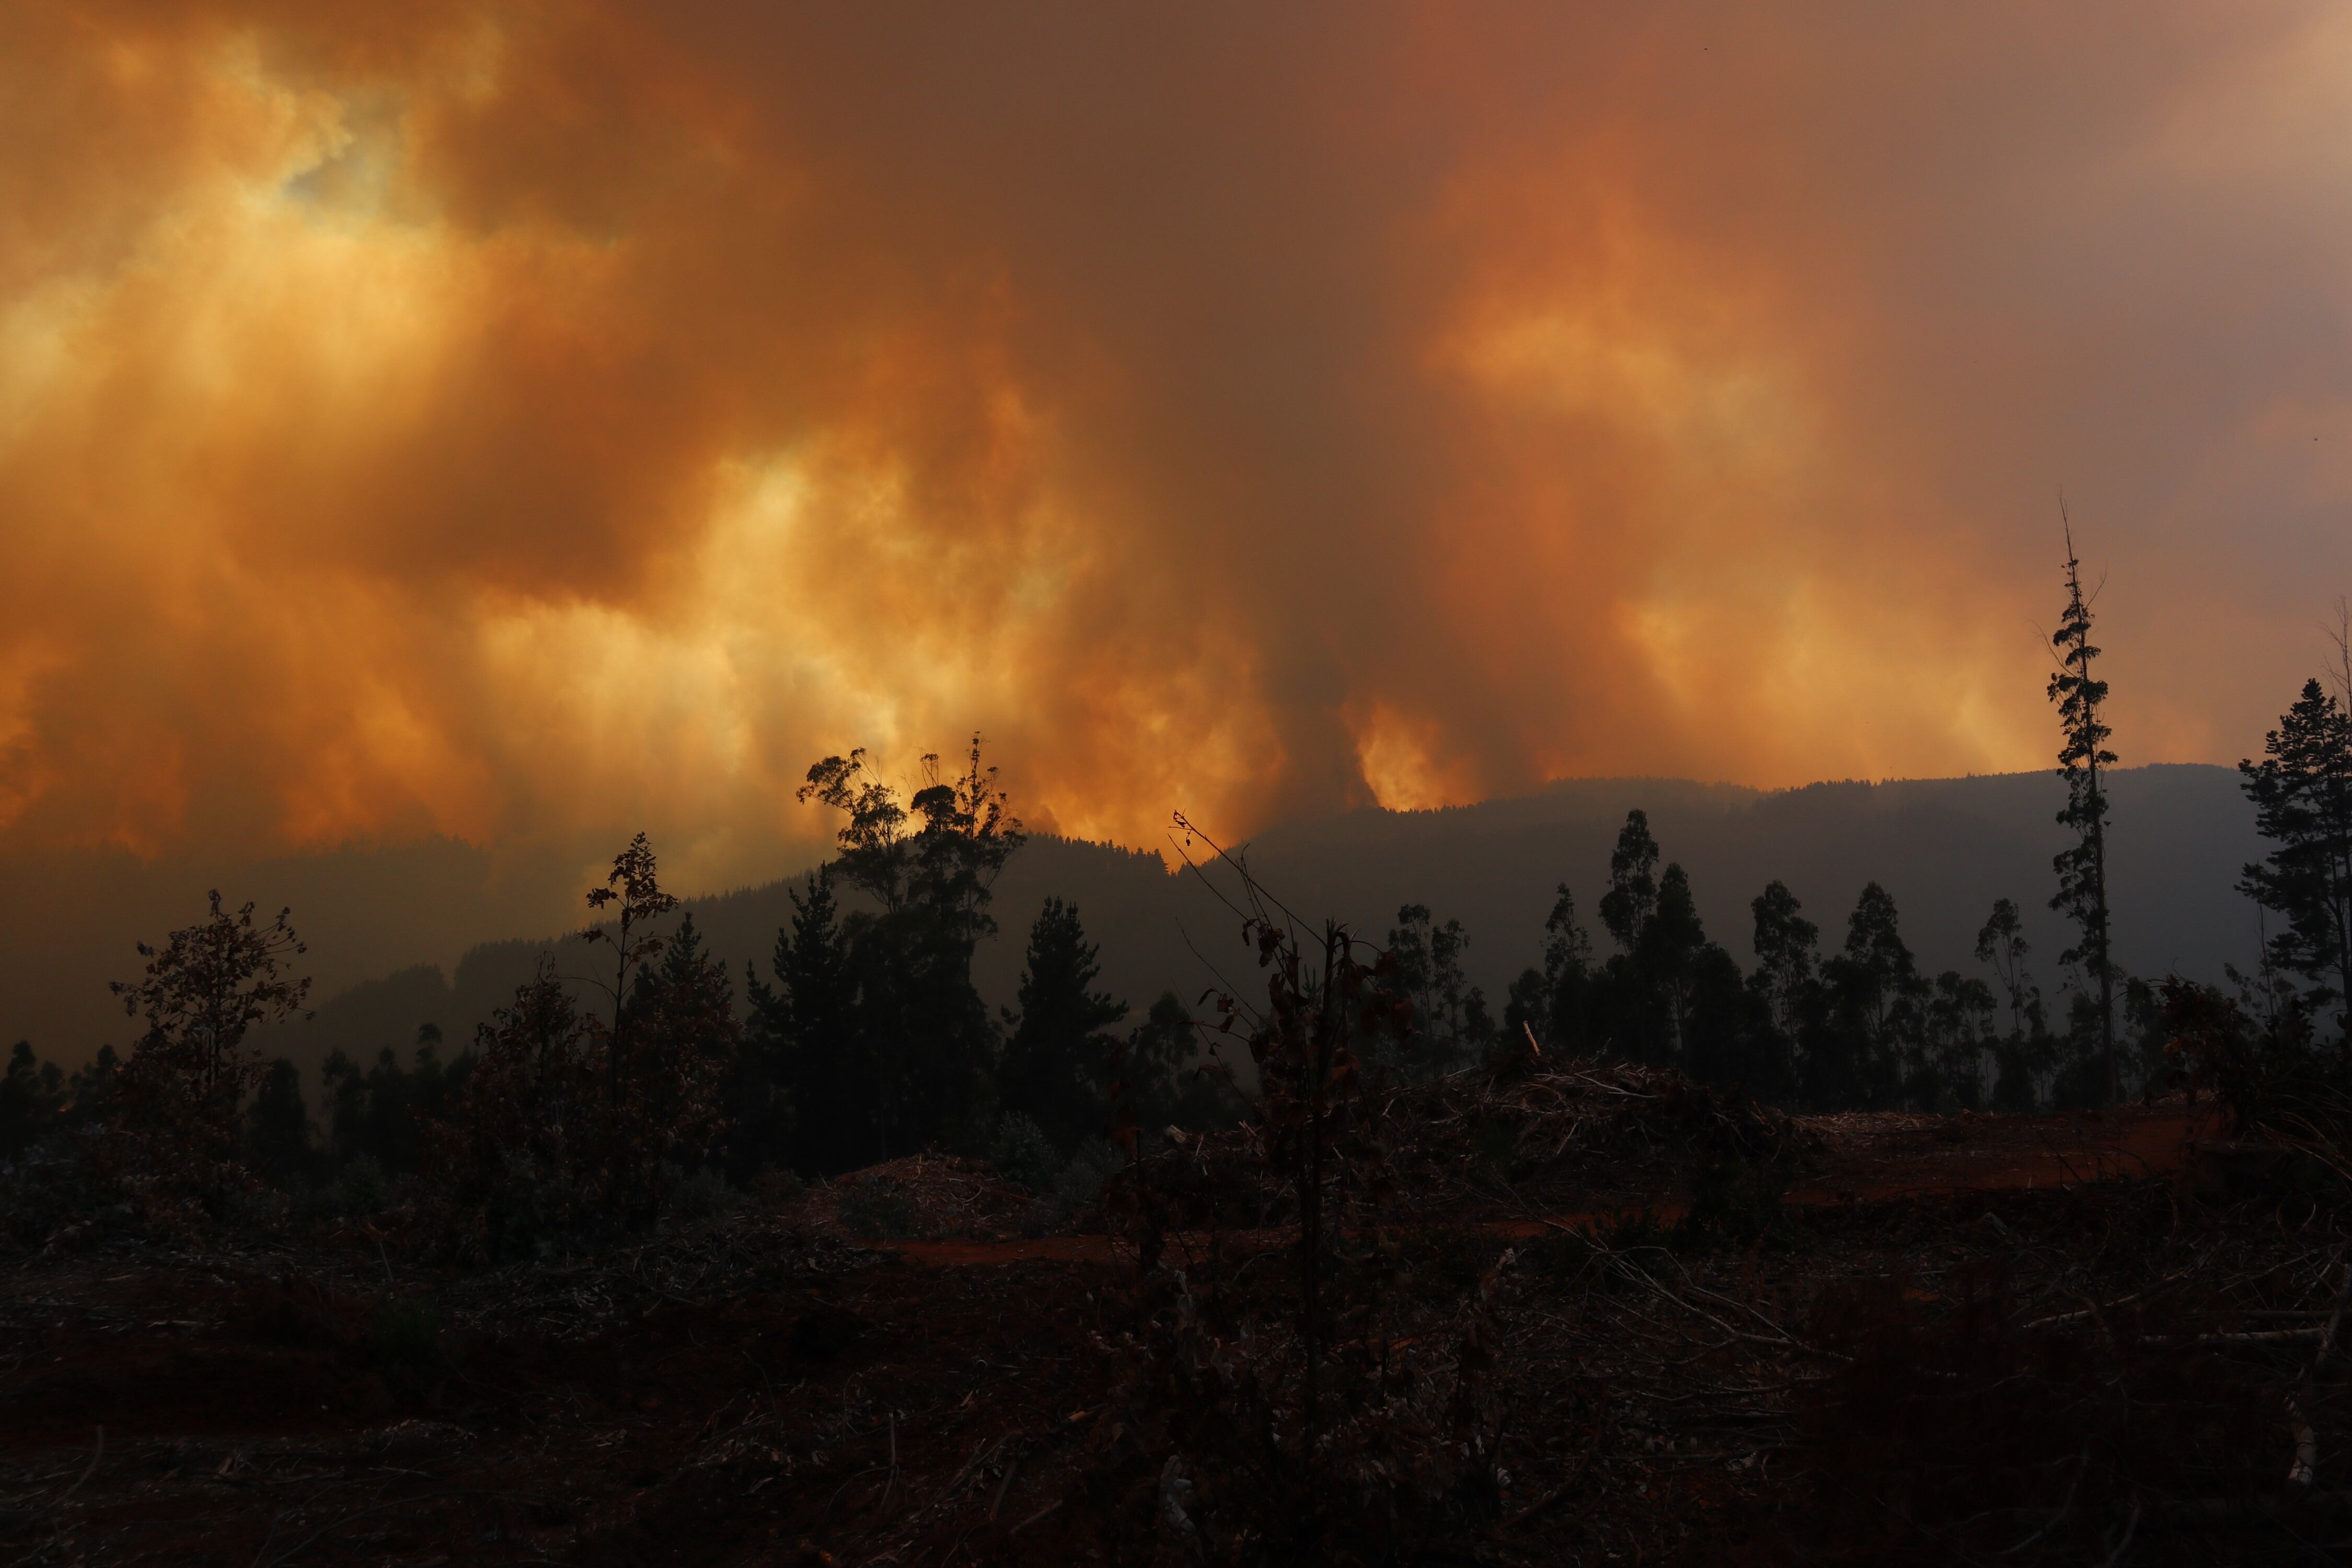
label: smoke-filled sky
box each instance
[8,2,2352,892]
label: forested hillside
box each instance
[252,763,2256,1085]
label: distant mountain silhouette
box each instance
[251,764,2263,1081]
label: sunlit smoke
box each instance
[6,2,2351,886]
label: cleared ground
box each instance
[5,1096,2343,1566]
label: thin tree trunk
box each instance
[2091,757,2115,1105]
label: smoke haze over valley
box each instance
[0,763,2257,1074]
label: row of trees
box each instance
[15,534,2352,1240]
[1,741,1237,1252]
[1475,810,2135,1111]
[2047,539,2352,1097]
[1354,538,2352,1110]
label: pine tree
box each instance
[322,1028,471,1179]
[999,898,1128,1149]
[2048,527,2118,1103]
[755,870,861,1175]
[615,910,736,1211]
[2238,677,2352,1047]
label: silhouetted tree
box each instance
[1506,884,1595,1055]
[1640,864,1713,1064]
[110,892,310,1109]
[1598,810,1662,953]
[613,909,736,1214]
[1634,865,1769,1090]
[798,736,1027,1163]
[245,1058,313,1185]
[748,870,860,1175]
[2048,526,2117,1102]
[103,892,312,1210]
[2158,976,2266,1132]
[1750,881,1818,1040]
[2239,677,2352,1050]
[1974,899,2034,1037]
[68,1047,120,1128]
[798,750,915,908]
[583,831,679,1109]
[1582,822,1763,1087]
[1817,883,1925,1109]
[1923,972,1996,1110]
[1382,904,1495,1076]
[1736,881,1821,1104]
[1000,898,1128,1149]
[433,960,597,1258]
[1975,897,2050,1110]
[0,1041,65,1161]
[324,1027,471,1177]
[800,736,1024,941]
[1113,992,1246,1134]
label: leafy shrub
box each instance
[986,1112,1059,1192]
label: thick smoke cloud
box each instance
[5,2,2350,887]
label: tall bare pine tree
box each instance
[2047,527,2117,1103]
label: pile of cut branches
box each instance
[1115,1052,1819,1237]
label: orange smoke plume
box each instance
[5,3,2349,883]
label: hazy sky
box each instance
[7,3,2351,892]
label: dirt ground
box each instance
[4,1097,2340,1567]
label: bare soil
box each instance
[5,1095,2342,1567]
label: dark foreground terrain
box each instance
[4,1081,2346,1566]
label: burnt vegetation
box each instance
[8,562,2352,1564]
